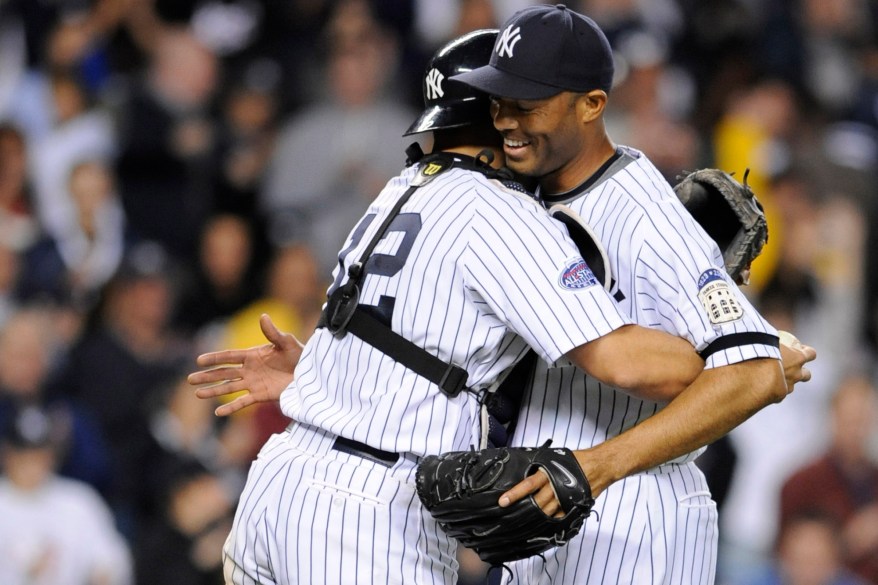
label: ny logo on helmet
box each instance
[425,68,444,100]
[496,25,522,58]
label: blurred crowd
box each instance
[0,0,876,584]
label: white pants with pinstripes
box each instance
[223,423,459,585]
[505,462,718,585]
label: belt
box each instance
[331,436,399,467]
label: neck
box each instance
[442,146,504,169]
[541,133,616,195]
[430,126,504,169]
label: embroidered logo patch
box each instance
[496,24,522,58]
[559,257,598,290]
[423,162,443,175]
[697,269,743,324]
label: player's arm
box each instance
[564,325,703,402]
[565,317,814,403]
[547,204,702,401]
[503,333,815,515]
[187,314,303,416]
[572,337,814,499]
[497,182,816,515]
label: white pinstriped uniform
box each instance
[222,157,631,585]
[506,147,782,585]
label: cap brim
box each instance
[450,65,563,100]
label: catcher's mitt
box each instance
[416,442,594,565]
[674,168,768,285]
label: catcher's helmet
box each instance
[403,29,498,136]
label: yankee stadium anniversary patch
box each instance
[697,268,743,324]
[559,257,598,290]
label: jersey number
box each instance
[329,212,422,325]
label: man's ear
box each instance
[576,90,607,123]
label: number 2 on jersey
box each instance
[329,212,422,325]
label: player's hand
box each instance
[188,314,303,416]
[778,330,817,393]
[499,469,564,518]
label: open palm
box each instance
[188,314,303,416]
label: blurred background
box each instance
[0,0,876,584]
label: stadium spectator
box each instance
[61,242,191,540]
[174,213,261,338]
[745,511,870,585]
[27,69,116,245]
[114,27,220,262]
[779,375,878,584]
[0,404,132,585]
[18,158,130,310]
[134,462,233,585]
[0,307,111,491]
[259,0,421,275]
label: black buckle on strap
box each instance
[325,284,360,338]
[438,365,467,398]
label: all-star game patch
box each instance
[559,257,598,290]
[697,268,743,324]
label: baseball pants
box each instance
[222,423,459,585]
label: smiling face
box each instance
[489,90,609,193]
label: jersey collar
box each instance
[537,147,634,204]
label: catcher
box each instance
[413,167,777,566]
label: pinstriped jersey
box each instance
[280,158,631,457]
[513,146,781,462]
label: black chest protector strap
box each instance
[483,349,537,447]
[318,149,504,398]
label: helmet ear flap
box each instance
[403,29,499,136]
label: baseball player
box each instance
[449,5,815,584]
[202,30,708,585]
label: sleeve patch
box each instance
[558,257,598,290]
[697,268,743,324]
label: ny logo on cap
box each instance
[425,68,444,100]
[496,25,522,58]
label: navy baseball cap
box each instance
[451,4,614,100]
